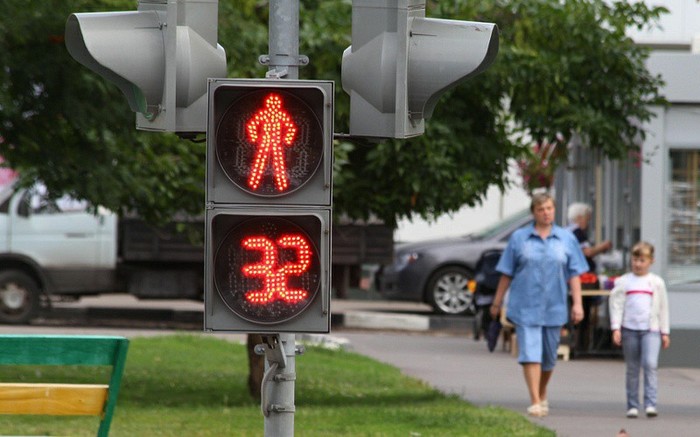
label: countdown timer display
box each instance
[213,216,321,324]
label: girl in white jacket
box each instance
[609,242,670,419]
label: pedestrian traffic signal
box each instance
[341,0,499,138]
[207,81,330,206]
[204,79,333,334]
[207,210,330,332]
[65,0,226,135]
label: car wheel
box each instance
[426,267,474,315]
[0,270,41,324]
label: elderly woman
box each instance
[567,202,613,275]
[567,202,613,350]
[489,193,588,417]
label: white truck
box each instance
[0,180,394,325]
[0,183,203,324]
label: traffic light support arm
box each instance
[258,54,309,67]
[260,335,288,369]
[257,333,298,435]
[333,132,381,141]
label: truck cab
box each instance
[0,184,117,323]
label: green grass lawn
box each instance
[0,334,553,436]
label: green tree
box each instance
[319,0,666,226]
[489,0,666,160]
[0,0,205,224]
[0,0,665,227]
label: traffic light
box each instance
[65,0,226,135]
[204,79,333,334]
[341,0,499,139]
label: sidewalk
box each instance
[339,330,700,437]
[331,300,700,436]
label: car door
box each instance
[8,185,116,269]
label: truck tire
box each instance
[0,270,41,324]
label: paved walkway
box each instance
[338,330,700,437]
[332,300,700,436]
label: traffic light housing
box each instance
[341,0,499,138]
[204,79,333,334]
[65,0,226,135]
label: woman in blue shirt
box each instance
[489,192,588,417]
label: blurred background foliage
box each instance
[0,0,665,227]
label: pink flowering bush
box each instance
[0,153,19,188]
[517,138,566,194]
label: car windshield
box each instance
[469,209,531,240]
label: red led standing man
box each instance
[246,93,298,192]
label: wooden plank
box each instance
[0,383,108,416]
[0,335,122,366]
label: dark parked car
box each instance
[376,209,532,315]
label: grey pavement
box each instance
[340,331,700,437]
[4,295,700,436]
[333,299,700,436]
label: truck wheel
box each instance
[0,270,41,324]
[426,266,474,315]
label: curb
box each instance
[333,311,471,332]
[343,311,430,331]
[42,306,472,333]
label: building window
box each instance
[668,150,700,285]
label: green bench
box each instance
[0,335,129,437]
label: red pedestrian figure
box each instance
[246,93,298,192]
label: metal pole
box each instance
[263,0,308,80]
[261,334,298,437]
[260,2,305,436]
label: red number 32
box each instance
[241,234,312,304]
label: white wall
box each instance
[394,163,531,243]
[394,185,530,242]
[627,0,700,46]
